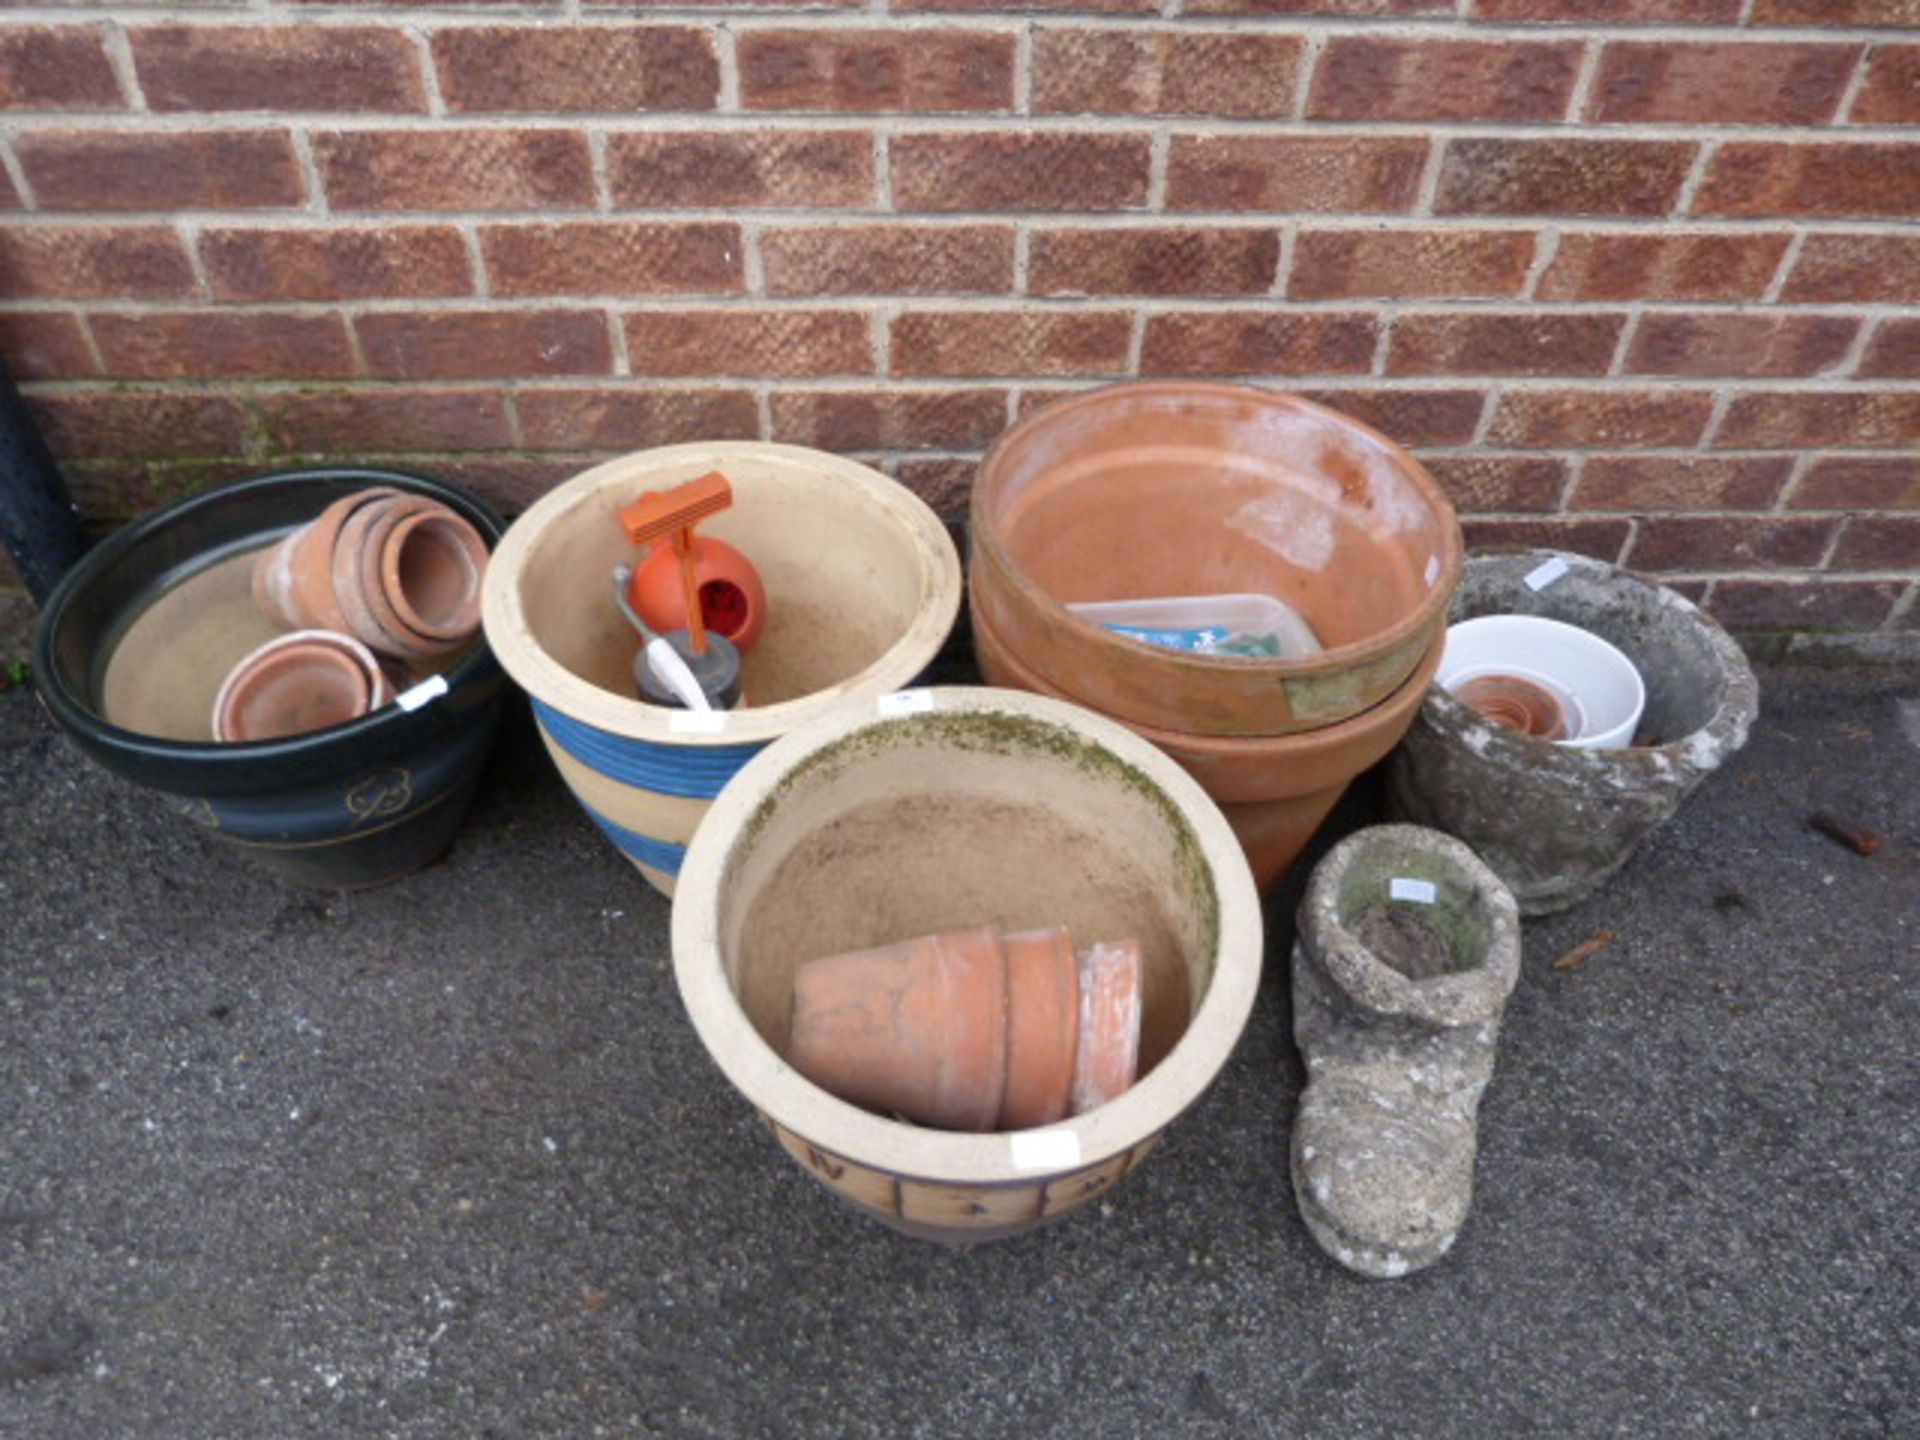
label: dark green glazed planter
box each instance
[34,467,509,889]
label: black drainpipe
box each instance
[0,361,86,603]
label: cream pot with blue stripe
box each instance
[481,443,963,896]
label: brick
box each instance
[1290,229,1535,300]
[0,226,195,300]
[891,310,1131,377]
[1780,235,1920,304]
[1032,28,1303,118]
[1627,313,1858,379]
[417,459,593,520]
[1167,136,1426,213]
[1389,314,1625,377]
[1487,389,1713,448]
[1628,518,1835,576]
[1831,516,1920,570]
[896,0,1156,10]
[1473,0,1741,16]
[19,129,304,211]
[1299,389,1487,447]
[608,131,875,209]
[1696,144,1920,219]
[623,309,872,377]
[1309,38,1579,123]
[1589,43,1857,125]
[0,169,17,209]
[517,387,760,449]
[314,129,596,212]
[1573,457,1791,512]
[1030,228,1279,297]
[1751,1,1920,24]
[1790,458,1920,511]
[1718,392,1920,449]
[1186,0,1454,12]
[26,391,250,459]
[1422,456,1566,514]
[1140,311,1377,376]
[481,223,743,297]
[0,25,123,108]
[890,458,975,521]
[1852,45,1920,124]
[1536,233,1791,302]
[892,133,1151,213]
[1708,579,1903,632]
[769,388,1006,450]
[1858,319,1920,379]
[1434,139,1696,217]
[132,24,425,113]
[0,313,96,379]
[67,461,263,523]
[92,311,356,379]
[739,28,1013,112]
[201,226,472,302]
[1460,517,1630,563]
[261,389,513,453]
[761,224,1013,296]
[433,26,717,113]
[357,310,612,380]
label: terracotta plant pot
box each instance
[254,488,487,662]
[671,687,1263,1244]
[1454,674,1570,741]
[212,629,386,743]
[970,383,1462,737]
[787,925,1144,1134]
[630,534,769,655]
[482,442,961,898]
[973,595,1444,892]
[1389,549,1759,915]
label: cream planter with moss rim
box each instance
[481,443,962,895]
[671,686,1264,1245]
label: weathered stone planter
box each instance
[671,687,1263,1245]
[482,442,961,896]
[970,382,1462,737]
[1388,550,1760,915]
[1292,824,1520,1278]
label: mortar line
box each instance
[1772,451,1815,514]
[1520,228,1561,301]
[587,131,614,214]
[1014,21,1032,118]
[73,313,108,374]
[99,20,147,112]
[1833,313,1882,379]
[1147,126,1170,213]
[288,129,328,217]
[458,220,490,299]
[1270,223,1295,299]
[1834,39,1877,125]
[1606,309,1639,377]
[1698,389,1736,447]
[1761,230,1810,304]
[715,22,740,113]
[1565,34,1605,125]
[1412,137,1447,219]
[1292,29,1325,122]
[1673,140,1717,219]
[605,307,631,378]
[0,139,34,211]
[1013,226,1031,296]
[174,217,212,300]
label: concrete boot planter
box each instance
[482,443,960,896]
[1388,550,1760,915]
[1291,824,1520,1279]
[970,382,1462,737]
[671,687,1262,1244]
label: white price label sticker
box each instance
[1009,1130,1082,1172]
[1424,554,1440,587]
[669,709,728,735]
[1390,877,1437,905]
[395,674,449,712]
[877,690,935,718]
[1525,557,1570,591]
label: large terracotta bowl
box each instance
[970,383,1462,738]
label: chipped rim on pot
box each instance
[970,382,1466,683]
[1419,549,1759,782]
[481,442,962,749]
[669,686,1265,1185]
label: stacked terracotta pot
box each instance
[787,926,1143,1133]
[969,383,1464,890]
[217,488,488,743]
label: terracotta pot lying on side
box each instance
[211,629,394,744]
[787,925,1144,1134]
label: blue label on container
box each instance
[1106,623,1233,652]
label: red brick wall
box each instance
[2,1,1916,635]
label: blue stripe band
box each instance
[533,698,766,799]
[576,798,690,876]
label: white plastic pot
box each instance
[1439,614,1645,750]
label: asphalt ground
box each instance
[2,658,1916,1439]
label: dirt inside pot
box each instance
[716,719,1223,1107]
[515,470,930,710]
[99,547,468,742]
[1351,903,1461,981]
